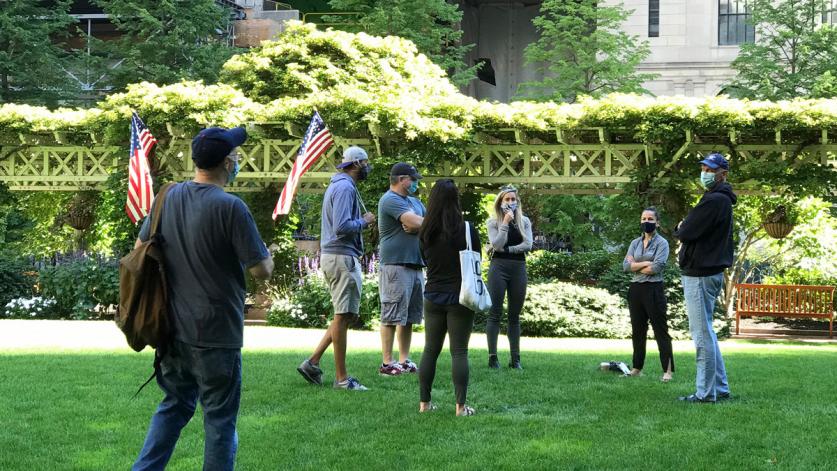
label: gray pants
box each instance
[486,258,527,358]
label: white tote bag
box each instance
[459,221,492,312]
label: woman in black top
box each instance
[486,185,533,369]
[418,179,481,416]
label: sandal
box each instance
[419,402,437,413]
[456,405,475,417]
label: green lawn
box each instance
[2,341,837,470]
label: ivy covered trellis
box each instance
[0,22,835,214]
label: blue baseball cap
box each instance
[336,146,369,169]
[191,126,247,169]
[699,153,729,170]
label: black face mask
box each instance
[356,163,371,181]
[641,222,656,234]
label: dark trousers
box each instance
[133,341,242,471]
[628,282,674,372]
[486,258,527,358]
[419,300,475,405]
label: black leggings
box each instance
[419,300,475,405]
[628,282,674,372]
[486,258,527,358]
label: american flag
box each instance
[273,111,334,219]
[125,112,158,224]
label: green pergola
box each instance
[1,125,835,194]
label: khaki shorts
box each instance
[379,264,424,326]
[321,253,362,315]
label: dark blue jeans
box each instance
[132,341,242,471]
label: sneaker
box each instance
[399,359,418,373]
[297,359,323,386]
[334,376,369,391]
[380,362,404,376]
[488,355,500,369]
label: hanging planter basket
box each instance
[763,222,794,239]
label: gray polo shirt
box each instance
[377,189,425,266]
[622,233,669,283]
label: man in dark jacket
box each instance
[674,152,736,403]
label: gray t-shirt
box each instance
[377,190,425,266]
[139,181,269,348]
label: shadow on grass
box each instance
[1,347,837,470]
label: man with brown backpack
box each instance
[131,126,273,471]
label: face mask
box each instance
[641,221,656,233]
[700,171,716,189]
[357,163,371,181]
[502,203,518,213]
[226,160,239,184]
[407,180,418,195]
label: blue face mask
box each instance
[407,180,418,195]
[502,203,518,213]
[227,160,239,184]
[700,171,716,189]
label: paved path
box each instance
[2,320,835,353]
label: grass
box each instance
[2,338,837,470]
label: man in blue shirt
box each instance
[132,127,273,471]
[377,162,425,376]
[297,146,375,391]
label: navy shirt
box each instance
[139,181,269,348]
[377,190,425,266]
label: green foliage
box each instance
[2,296,56,319]
[526,249,615,282]
[0,257,36,307]
[728,1,837,100]
[38,257,120,319]
[88,0,239,94]
[266,273,380,330]
[327,0,477,86]
[520,0,656,102]
[0,0,75,105]
[518,281,632,338]
[89,167,141,257]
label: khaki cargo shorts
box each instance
[321,253,362,315]
[379,264,424,326]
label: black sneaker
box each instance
[717,392,732,401]
[488,355,500,369]
[678,394,715,404]
[297,359,323,386]
[509,357,523,370]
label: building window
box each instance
[824,0,837,24]
[649,0,660,37]
[718,1,755,45]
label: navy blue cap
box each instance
[191,127,247,169]
[699,153,729,170]
[390,162,421,179]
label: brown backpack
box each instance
[116,182,175,353]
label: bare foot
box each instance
[661,371,673,382]
[629,368,643,377]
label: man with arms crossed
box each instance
[377,162,425,376]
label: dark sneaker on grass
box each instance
[678,394,715,404]
[334,376,368,391]
[379,362,404,376]
[297,359,323,385]
[717,392,732,401]
[399,359,418,373]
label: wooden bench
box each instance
[735,284,835,338]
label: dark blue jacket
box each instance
[674,182,737,276]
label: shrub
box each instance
[3,296,57,319]
[526,249,615,282]
[519,281,632,338]
[0,257,36,307]
[38,256,119,319]
[267,273,380,330]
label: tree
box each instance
[727,0,837,100]
[519,0,656,102]
[327,0,478,86]
[0,0,75,105]
[89,0,239,92]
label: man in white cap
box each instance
[297,146,375,390]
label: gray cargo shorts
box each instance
[321,253,362,315]
[379,264,424,326]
